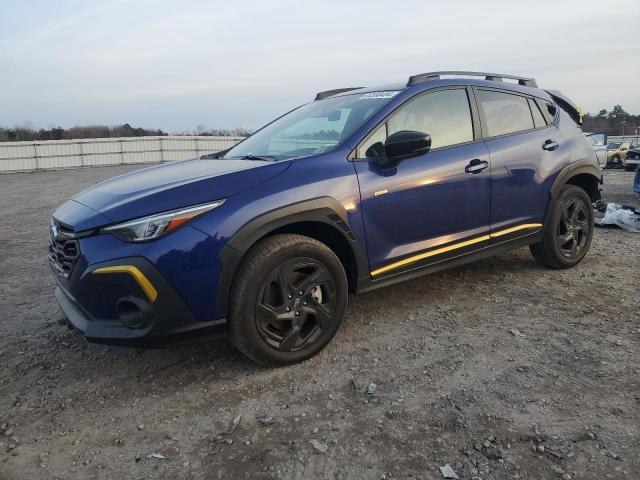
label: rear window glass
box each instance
[477,90,534,137]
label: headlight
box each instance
[101,199,225,242]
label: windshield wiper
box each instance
[231,154,278,161]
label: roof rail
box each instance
[407,71,538,88]
[315,87,364,101]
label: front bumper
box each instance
[53,256,226,347]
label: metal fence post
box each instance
[33,143,39,171]
[78,141,85,167]
[160,138,164,162]
[120,139,125,165]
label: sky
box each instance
[1,0,639,132]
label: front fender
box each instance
[211,197,369,319]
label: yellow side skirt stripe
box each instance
[92,265,158,303]
[370,223,542,277]
[490,223,543,238]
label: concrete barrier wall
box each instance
[0,136,244,173]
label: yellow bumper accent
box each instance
[92,265,158,303]
[370,223,543,277]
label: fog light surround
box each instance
[115,296,154,329]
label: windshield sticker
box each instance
[359,91,400,100]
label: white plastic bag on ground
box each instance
[595,203,640,232]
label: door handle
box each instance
[465,159,489,174]
[542,139,559,151]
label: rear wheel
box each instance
[228,234,348,366]
[530,185,594,269]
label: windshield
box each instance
[608,142,621,150]
[222,91,400,160]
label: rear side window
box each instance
[477,90,534,137]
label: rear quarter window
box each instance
[536,99,558,125]
[528,98,547,128]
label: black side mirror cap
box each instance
[383,130,432,162]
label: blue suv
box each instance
[49,71,602,365]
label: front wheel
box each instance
[228,234,348,366]
[530,185,594,269]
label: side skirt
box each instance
[356,230,544,294]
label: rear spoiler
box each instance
[545,89,583,126]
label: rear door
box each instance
[475,88,569,235]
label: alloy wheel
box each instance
[556,196,590,259]
[255,258,337,352]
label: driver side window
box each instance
[357,88,474,158]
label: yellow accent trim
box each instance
[370,223,543,277]
[370,234,490,276]
[374,189,388,197]
[93,266,158,303]
[489,223,542,238]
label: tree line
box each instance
[582,105,639,136]
[0,123,252,142]
[1,106,637,142]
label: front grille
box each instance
[48,222,80,278]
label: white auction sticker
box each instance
[359,91,400,99]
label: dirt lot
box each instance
[0,166,638,480]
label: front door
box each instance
[353,87,492,278]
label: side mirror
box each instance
[327,110,342,122]
[384,130,431,161]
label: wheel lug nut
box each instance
[295,311,300,316]
[286,307,290,312]
[303,301,307,305]
[287,294,292,299]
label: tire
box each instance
[228,234,348,366]
[529,185,594,269]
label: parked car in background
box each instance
[625,147,640,171]
[607,141,630,166]
[48,71,602,365]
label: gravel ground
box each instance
[0,166,638,480]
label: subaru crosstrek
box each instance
[49,71,603,365]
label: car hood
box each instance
[55,158,291,231]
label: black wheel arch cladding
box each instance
[214,197,368,320]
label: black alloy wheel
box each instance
[228,234,348,365]
[255,258,337,352]
[555,196,591,260]
[529,185,594,269]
